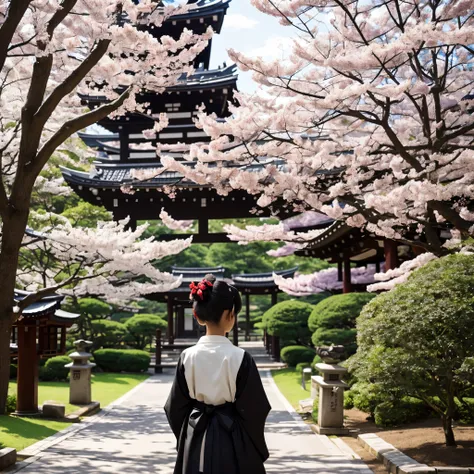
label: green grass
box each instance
[272,368,311,410]
[2,373,149,451]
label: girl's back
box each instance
[164,274,271,474]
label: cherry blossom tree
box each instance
[19,213,191,304]
[0,0,209,413]
[156,0,474,256]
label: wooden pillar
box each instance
[155,329,162,374]
[272,335,280,362]
[198,218,209,238]
[343,256,352,294]
[167,298,174,345]
[271,292,277,306]
[337,261,343,281]
[384,240,399,271]
[245,294,250,342]
[233,312,239,346]
[16,322,39,414]
[119,128,129,162]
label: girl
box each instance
[164,274,271,474]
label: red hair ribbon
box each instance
[189,279,213,301]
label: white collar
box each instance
[198,335,232,345]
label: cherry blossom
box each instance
[159,208,194,232]
[19,214,192,304]
[274,265,380,296]
[159,0,474,257]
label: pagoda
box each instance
[61,0,287,241]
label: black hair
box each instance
[190,274,242,324]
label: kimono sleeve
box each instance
[235,351,272,462]
[164,354,192,442]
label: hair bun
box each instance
[189,274,215,303]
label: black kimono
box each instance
[164,335,271,474]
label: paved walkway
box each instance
[11,372,372,474]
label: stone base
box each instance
[11,410,41,418]
[0,448,17,470]
[312,424,350,436]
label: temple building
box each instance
[147,265,296,346]
[10,291,79,415]
[61,0,291,242]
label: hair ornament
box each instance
[189,278,213,301]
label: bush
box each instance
[312,397,319,423]
[263,300,314,346]
[309,293,375,355]
[296,362,311,373]
[94,349,150,373]
[6,394,16,413]
[280,345,316,367]
[351,382,386,418]
[349,254,474,446]
[374,398,432,427]
[125,314,167,350]
[10,364,17,379]
[312,354,322,368]
[91,319,127,349]
[456,398,474,425]
[40,356,70,381]
[344,390,355,410]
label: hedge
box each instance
[39,356,71,381]
[263,300,314,346]
[94,349,150,373]
[374,398,432,427]
[280,346,316,367]
[308,292,375,354]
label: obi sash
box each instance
[184,400,237,474]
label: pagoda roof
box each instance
[232,267,298,289]
[82,64,237,106]
[172,265,226,281]
[60,156,282,189]
[168,0,231,21]
[13,290,80,322]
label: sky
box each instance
[210,0,294,93]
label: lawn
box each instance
[2,373,149,451]
[272,368,311,410]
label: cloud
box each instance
[247,36,294,59]
[224,13,259,30]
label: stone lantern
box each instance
[311,345,350,435]
[65,339,96,405]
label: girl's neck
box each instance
[205,324,227,337]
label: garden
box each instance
[267,253,474,467]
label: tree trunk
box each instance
[0,317,12,414]
[442,414,457,447]
[0,208,31,413]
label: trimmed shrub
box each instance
[296,362,311,373]
[91,319,127,349]
[125,314,167,350]
[280,345,316,367]
[94,349,150,373]
[40,356,70,381]
[309,293,375,355]
[374,398,432,427]
[10,364,17,379]
[263,300,313,346]
[6,394,16,413]
[312,354,322,368]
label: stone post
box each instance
[65,339,96,405]
[312,363,349,435]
